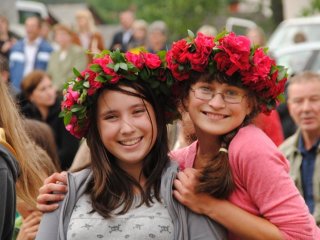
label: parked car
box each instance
[272,42,320,76]
[268,15,320,55]
[8,0,57,38]
[225,17,257,35]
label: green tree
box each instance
[87,0,226,41]
[301,0,320,16]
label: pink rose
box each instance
[125,52,144,69]
[61,86,80,109]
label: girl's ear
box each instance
[245,95,257,115]
[181,97,189,113]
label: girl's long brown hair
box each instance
[178,71,260,198]
[86,80,170,218]
[0,80,55,208]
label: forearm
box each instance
[202,196,283,240]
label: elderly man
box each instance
[279,71,320,226]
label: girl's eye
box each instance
[199,86,212,93]
[225,90,239,96]
[133,108,146,115]
[104,115,118,121]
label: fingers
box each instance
[36,202,60,212]
[18,213,42,240]
[37,172,68,211]
[43,172,67,185]
[38,182,68,195]
[183,168,200,178]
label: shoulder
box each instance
[0,144,19,180]
[68,168,92,188]
[230,124,275,151]
[278,131,299,154]
[39,40,53,51]
[92,32,104,39]
[169,141,197,169]
[229,125,289,170]
[11,40,24,51]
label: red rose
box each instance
[214,52,232,73]
[194,33,215,54]
[143,52,161,69]
[218,33,251,75]
[170,39,189,64]
[81,68,101,96]
[93,55,112,73]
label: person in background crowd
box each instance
[0,79,49,240]
[36,50,226,240]
[110,10,135,52]
[23,118,60,172]
[0,15,18,60]
[9,16,53,93]
[47,24,87,91]
[74,9,104,62]
[19,70,79,170]
[245,26,266,48]
[279,71,320,226]
[0,54,17,97]
[127,19,148,52]
[0,54,10,84]
[197,24,217,36]
[147,20,168,53]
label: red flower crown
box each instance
[166,30,288,113]
[60,49,178,139]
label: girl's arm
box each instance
[36,172,68,212]
[173,168,283,240]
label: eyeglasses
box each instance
[191,87,246,104]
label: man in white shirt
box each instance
[9,16,53,93]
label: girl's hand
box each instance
[16,211,42,240]
[173,168,213,215]
[36,172,68,212]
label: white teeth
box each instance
[206,112,225,120]
[120,137,141,146]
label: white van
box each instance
[8,0,55,38]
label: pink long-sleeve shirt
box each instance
[170,124,320,240]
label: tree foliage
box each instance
[87,0,226,41]
[301,0,320,16]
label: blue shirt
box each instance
[299,135,320,213]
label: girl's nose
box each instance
[119,119,135,134]
[208,93,226,108]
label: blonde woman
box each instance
[74,9,105,61]
[0,79,48,239]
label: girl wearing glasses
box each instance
[168,32,320,239]
[36,32,320,239]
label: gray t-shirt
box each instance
[67,193,174,240]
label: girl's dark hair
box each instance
[178,71,260,199]
[86,79,170,218]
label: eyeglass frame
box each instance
[190,87,247,104]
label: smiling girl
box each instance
[168,32,320,239]
[35,50,225,240]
